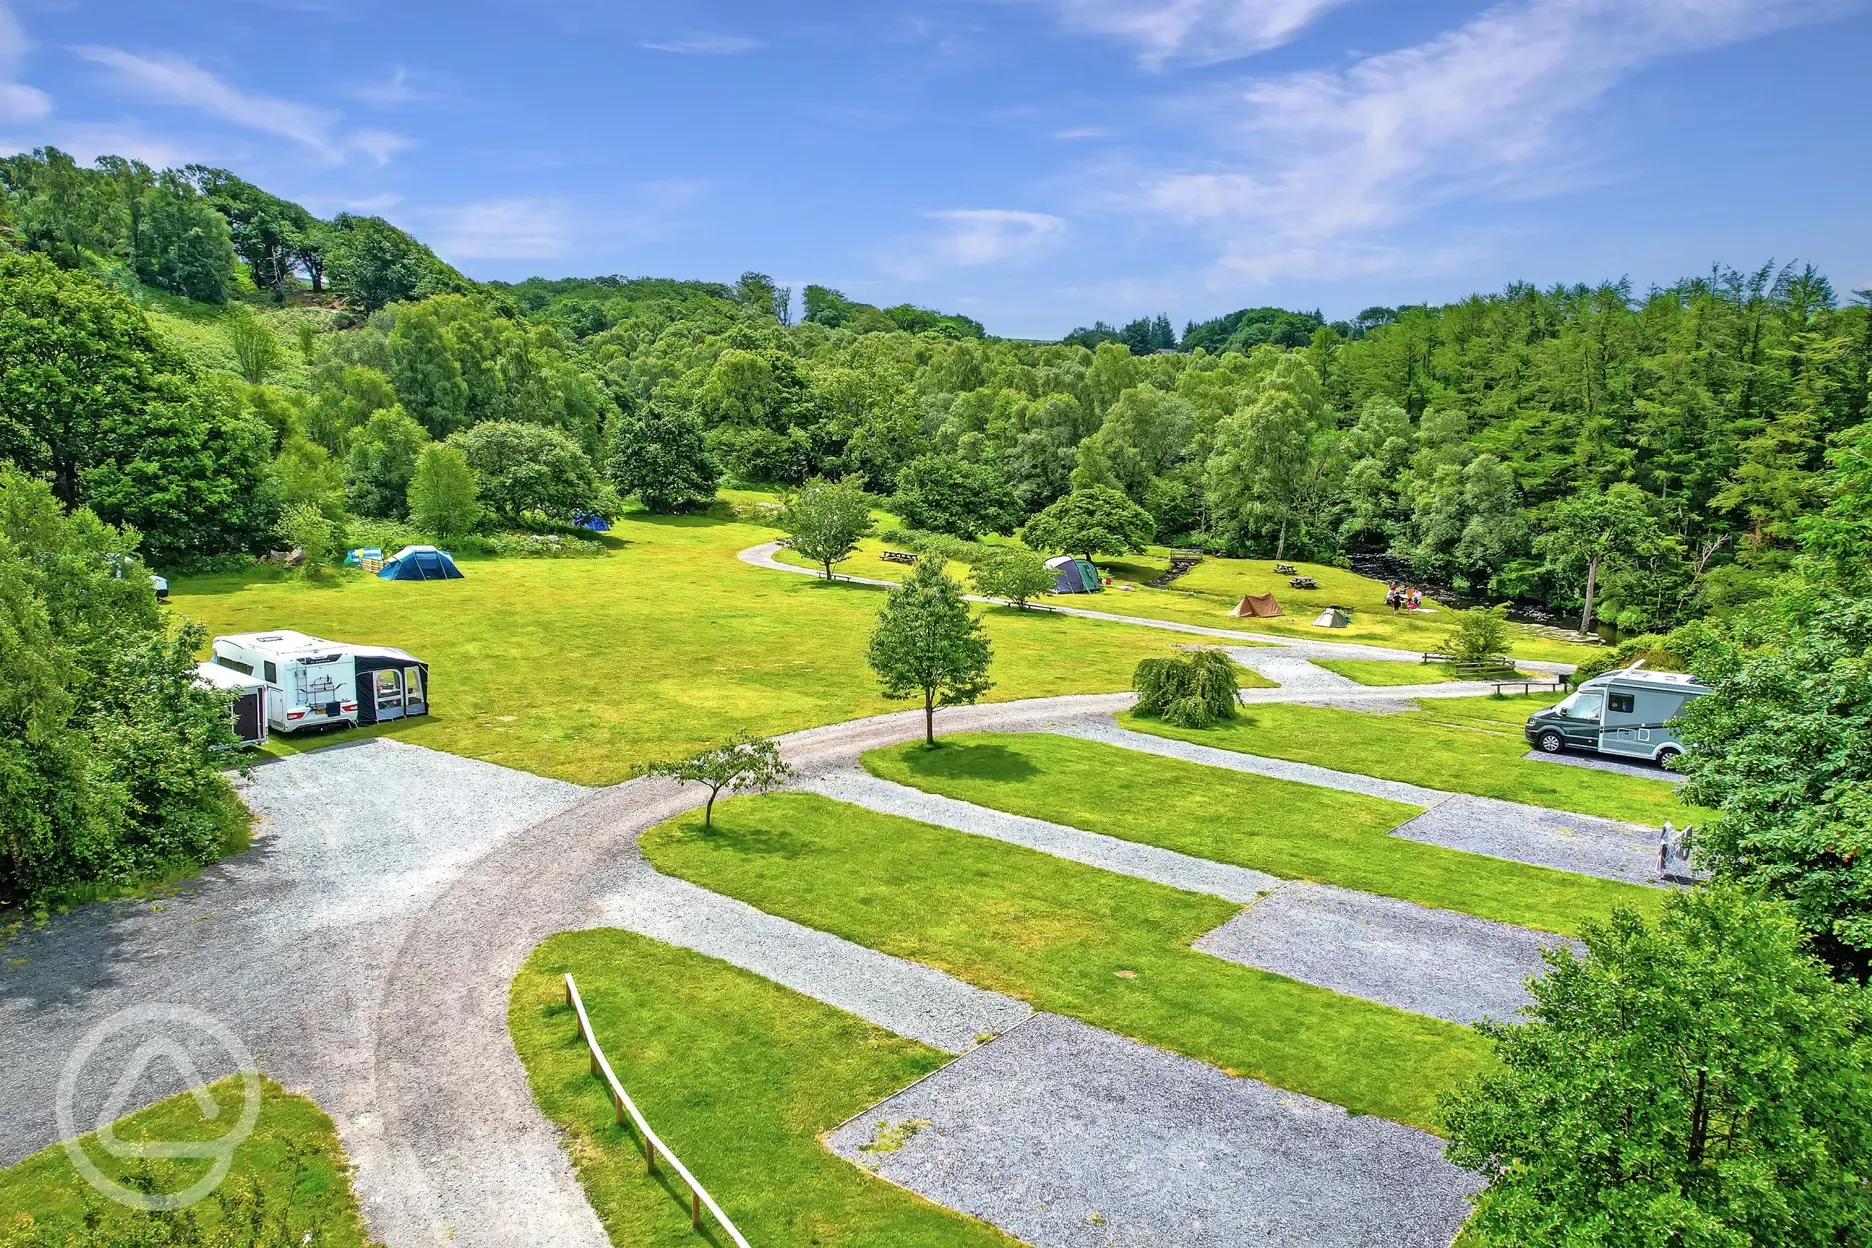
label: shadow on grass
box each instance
[667,810,809,860]
[887,740,1041,784]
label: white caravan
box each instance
[209,630,429,733]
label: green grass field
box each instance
[0,1076,371,1246]
[510,929,1014,1248]
[774,539,1597,663]
[864,733,1658,935]
[642,793,1488,1131]
[1120,694,1702,827]
[170,504,1226,785]
[1310,658,1467,685]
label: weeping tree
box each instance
[1132,648,1241,727]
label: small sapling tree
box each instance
[868,558,994,745]
[778,474,874,579]
[971,549,1056,610]
[227,306,282,385]
[634,731,795,828]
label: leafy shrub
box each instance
[1133,648,1240,726]
[972,550,1056,609]
[280,502,337,578]
[479,531,606,558]
[1570,632,1679,686]
[1443,604,1511,665]
[344,517,426,553]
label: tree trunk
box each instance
[704,788,718,827]
[1579,555,1599,635]
[924,690,935,745]
[1275,516,1290,562]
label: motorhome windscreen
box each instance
[1555,692,1602,719]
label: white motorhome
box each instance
[209,630,429,734]
[1524,663,1707,764]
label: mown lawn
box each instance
[775,539,1597,663]
[510,929,1015,1248]
[643,793,1488,1131]
[0,1076,372,1246]
[1120,694,1702,827]
[1310,658,1467,685]
[170,503,1211,785]
[864,733,1659,935]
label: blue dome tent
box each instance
[377,545,464,581]
[1043,555,1101,594]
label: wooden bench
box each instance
[1288,576,1318,589]
[880,550,918,565]
[1273,562,1297,574]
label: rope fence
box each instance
[563,973,752,1247]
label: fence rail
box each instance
[564,974,752,1247]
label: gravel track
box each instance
[801,768,1281,903]
[1225,650,1366,692]
[1522,749,1685,782]
[1195,882,1577,1025]
[825,1012,1481,1248]
[589,867,1030,1053]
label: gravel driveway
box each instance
[826,1012,1481,1248]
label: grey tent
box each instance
[377,545,464,581]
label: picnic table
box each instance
[1273,562,1297,574]
[1288,576,1318,589]
[880,550,918,565]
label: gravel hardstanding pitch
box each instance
[825,1012,1481,1248]
[591,868,1030,1053]
[801,769,1281,903]
[1391,795,1660,886]
[1195,882,1577,1024]
[1522,749,1685,782]
[1223,651,1366,692]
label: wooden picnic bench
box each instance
[1288,576,1318,589]
[1273,562,1298,574]
[880,550,918,565]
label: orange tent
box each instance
[1229,593,1282,618]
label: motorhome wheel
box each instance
[1536,730,1565,754]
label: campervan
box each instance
[209,630,429,733]
[1524,664,1707,764]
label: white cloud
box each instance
[348,67,439,108]
[928,209,1069,265]
[1133,0,1852,281]
[1050,126,1112,140]
[432,199,570,260]
[70,44,411,165]
[0,4,51,122]
[640,34,760,54]
[1031,0,1354,66]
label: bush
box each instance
[478,531,606,558]
[280,501,337,577]
[1570,632,1679,686]
[1133,648,1240,726]
[972,550,1056,609]
[1443,604,1511,665]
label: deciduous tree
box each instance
[778,475,874,579]
[1018,487,1155,561]
[634,732,795,828]
[608,400,718,513]
[867,558,994,745]
[407,444,481,539]
[970,549,1056,609]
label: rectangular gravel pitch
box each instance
[826,1012,1480,1248]
[1195,882,1577,1025]
[1390,794,1662,886]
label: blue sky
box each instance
[2,0,1867,337]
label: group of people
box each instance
[1385,583,1423,613]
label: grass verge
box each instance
[864,733,1658,935]
[1310,659,1467,686]
[643,793,1488,1131]
[1120,694,1701,827]
[0,1076,372,1246]
[510,928,1013,1247]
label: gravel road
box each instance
[826,1012,1481,1248]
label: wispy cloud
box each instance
[929,208,1069,265]
[432,198,570,260]
[70,44,411,165]
[640,34,760,55]
[1031,0,1355,67]
[1133,0,1852,282]
[0,4,51,123]
[348,67,439,108]
[1050,126,1112,140]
